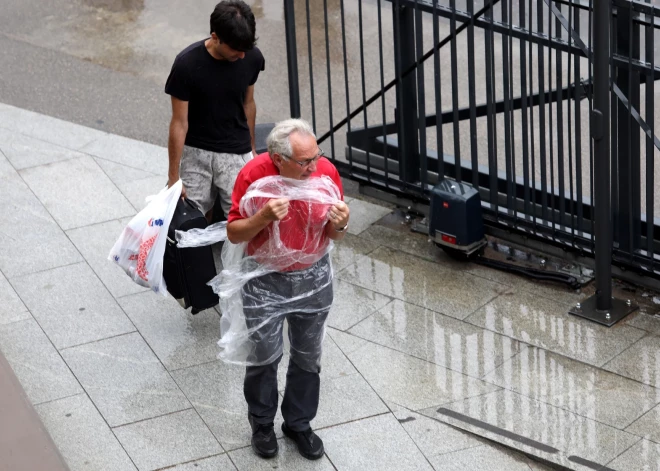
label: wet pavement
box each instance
[2,102,660,470]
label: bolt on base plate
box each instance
[569,295,638,327]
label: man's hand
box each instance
[168,177,187,199]
[328,201,350,230]
[259,198,289,222]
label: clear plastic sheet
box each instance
[175,221,227,248]
[209,175,342,367]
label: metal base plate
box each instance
[569,295,638,327]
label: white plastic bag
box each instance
[108,180,182,295]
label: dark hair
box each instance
[210,1,257,52]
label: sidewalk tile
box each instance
[624,312,660,336]
[359,224,441,263]
[67,219,147,299]
[36,394,136,471]
[62,332,190,427]
[313,373,389,429]
[115,175,167,211]
[318,413,434,471]
[19,156,135,230]
[0,103,103,150]
[330,233,380,273]
[391,407,483,458]
[118,292,220,371]
[626,403,660,443]
[327,279,392,331]
[338,246,505,320]
[484,346,660,429]
[0,318,82,405]
[114,409,222,471]
[607,438,659,471]
[430,444,552,471]
[11,263,135,349]
[349,299,523,378]
[0,155,82,278]
[0,127,84,169]
[94,157,158,186]
[328,328,372,354]
[604,335,660,388]
[172,360,283,451]
[79,133,169,175]
[230,439,335,470]
[422,389,640,470]
[346,199,392,235]
[465,290,647,367]
[167,455,236,471]
[344,341,501,411]
[0,270,29,325]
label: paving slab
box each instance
[327,279,392,331]
[0,269,29,325]
[349,299,524,378]
[343,340,501,411]
[165,454,236,471]
[61,332,190,427]
[0,154,83,278]
[19,155,135,230]
[36,394,137,471]
[465,289,647,367]
[0,102,103,150]
[607,438,660,471]
[626,403,660,443]
[422,389,640,471]
[115,174,168,212]
[94,157,159,187]
[338,246,506,320]
[79,133,169,175]
[113,409,223,471]
[391,407,484,458]
[117,291,220,371]
[624,311,660,336]
[0,318,82,405]
[430,443,554,471]
[11,262,135,349]
[229,439,335,470]
[345,198,392,235]
[604,335,660,388]
[67,219,147,299]
[0,127,85,170]
[483,345,660,429]
[330,232,380,273]
[172,360,284,451]
[318,413,434,471]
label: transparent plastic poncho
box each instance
[194,175,342,368]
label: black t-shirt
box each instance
[165,40,265,154]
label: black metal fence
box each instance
[283,0,660,283]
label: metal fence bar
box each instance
[283,0,300,118]
[485,4,498,207]
[415,1,428,190]
[556,3,566,233]
[304,0,315,128]
[358,0,371,178]
[501,0,514,210]
[574,0,584,233]
[450,0,462,182]
[538,0,549,222]
[339,0,352,167]
[567,1,576,237]
[646,1,655,267]
[378,0,390,184]
[433,0,445,180]
[520,0,531,217]
[322,0,335,157]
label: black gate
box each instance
[283,0,660,319]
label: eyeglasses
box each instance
[281,148,325,168]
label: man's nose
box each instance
[307,160,318,172]
[237,51,246,59]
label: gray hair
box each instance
[266,118,316,158]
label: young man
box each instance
[165,0,265,218]
[226,119,350,460]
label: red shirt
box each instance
[228,153,344,271]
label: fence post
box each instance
[284,0,301,118]
[569,0,637,326]
[392,1,420,184]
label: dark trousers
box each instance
[242,257,332,432]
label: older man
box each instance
[226,119,349,460]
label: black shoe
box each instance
[281,423,324,460]
[248,415,278,458]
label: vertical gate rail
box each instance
[283,0,660,291]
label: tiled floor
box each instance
[1,103,659,470]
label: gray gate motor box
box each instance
[429,179,487,256]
